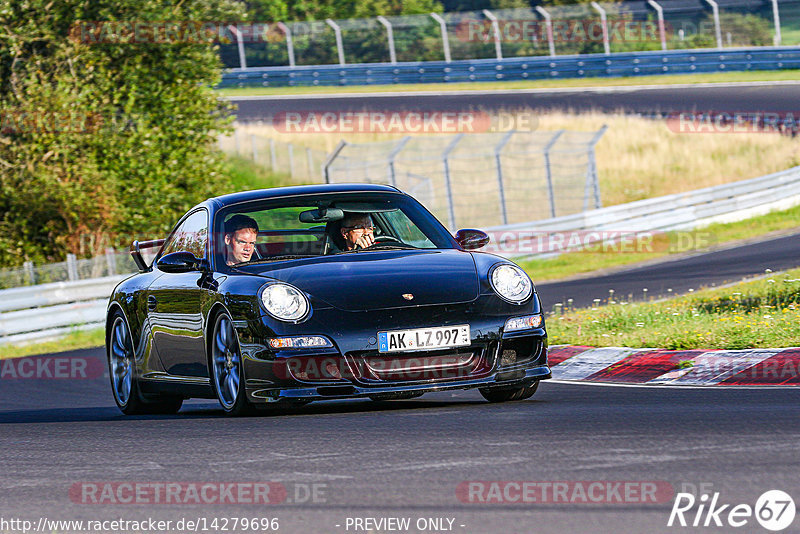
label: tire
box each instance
[368,392,424,401]
[210,312,254,416]
[107,312,183,415]
[479,381,539,403]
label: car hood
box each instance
[245,249,479,312]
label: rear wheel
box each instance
[479,381,539,403]
[107,312,183,415]
[210,313,254,416]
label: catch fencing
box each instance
[217,0,800,70]
[0,250,136,290]
[323,129,606,229]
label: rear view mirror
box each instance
[455,229,490,250]
[299,207,344,223]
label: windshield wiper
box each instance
[348,243,418,253]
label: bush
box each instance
[0,0,245,266]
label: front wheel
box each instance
[107,312,183,415]
[210,313,254,416]
[479,381,539,403]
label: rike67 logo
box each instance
[668,490,796,531]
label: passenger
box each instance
[339,213,375,251]
[224,214,259,265]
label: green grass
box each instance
[0,328,105,359]
[547,267,800,350]
[217,70,800,97]
[223,154,296,190]
[519,203,800,282]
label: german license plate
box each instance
[378,325,470,353]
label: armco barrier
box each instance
[218,47,800,88]
[487,164,800,257]
[0,275,127,345]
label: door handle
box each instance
[147,295,157,311]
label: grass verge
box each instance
[546,267,800,350]
[518,203,800,282]
[0,328,105,360]
[217,70,800,97]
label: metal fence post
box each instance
[585,125,608,210]
[377,16,397,64]
[387,136,411,187]
[277,22,296,67]
[66,253,79,282]
[269,138,277,170]
[771,0,782,46]
[306,148,314,180]
[105,248,117,276]
[288,143,295,178]
[535,7,556,57]
[227,25,247,69]
[441,133,464,229]
[647,0,667,51]
[590,2,610,55]
[543,130,564,218]
[326,19,346,65]
[703,0,723,49]
[23,261,36,285]
[482,10,503,61]
[430,13,451,63]
[323,140,348,184]
[494,130,515,225]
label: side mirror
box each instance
[156,251,204,273]
[455,229,490,250]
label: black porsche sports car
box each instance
[107,184,550,415]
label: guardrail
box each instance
[2,164,800,344]
[218,47,800,88]
[0,275,127,346]
[487,164,800,257]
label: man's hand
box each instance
[354,233,375,249]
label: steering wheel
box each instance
[359,235,404,250]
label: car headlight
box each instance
[490,264,533,304]
[260,283,309,322]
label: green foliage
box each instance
[245,0,443,22]
[0,0,245,266]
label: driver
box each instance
[340,213,375,251]
[224,214,259,265]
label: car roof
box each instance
[209,183,403,207]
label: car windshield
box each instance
[214,193,455,267]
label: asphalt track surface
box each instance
[537,231,800,309]
[1,357,799,534]
[230,82,800,121]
